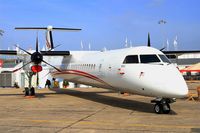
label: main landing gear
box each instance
[151,98,176,114]
[24,87,35,97]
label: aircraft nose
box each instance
[146,65,189,98]
[161,66,189,98]
[166,78,188,98]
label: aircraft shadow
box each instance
[0,88,177,114]
[0,93,24,96]
[49,88,159,114]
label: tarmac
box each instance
[0,82,200,133]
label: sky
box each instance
[0,0,200,51]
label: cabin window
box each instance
[140,54,160,63]
[123,55,139,64]
[159,54,171,63]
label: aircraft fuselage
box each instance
[51,46,188,99]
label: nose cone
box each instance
[164,66,189,98]
[165,77,188,98]
[146,65,189,98]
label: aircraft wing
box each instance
[0,50,70,56]
[40,51,70,56]
[163,50,200,55]
[0,50,17,55]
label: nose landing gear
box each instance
[151,98,176,114]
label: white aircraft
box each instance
[0,26,189,114]
[51,46,189,114]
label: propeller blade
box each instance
[147,33,151,47]
[13,61,32,72]
[36,33,39,52]
[42,60,61,72]
[15,45,32,55]
[160,47,166,51]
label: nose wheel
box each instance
[151,98,175,114]
[154,102,170,114]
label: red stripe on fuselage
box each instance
[52,69,113,88]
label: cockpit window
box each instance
[123,55,139,64]
[140,54,160,63]
[159,54,171,64]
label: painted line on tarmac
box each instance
[29,119,73,123]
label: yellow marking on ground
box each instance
[29,119,73,123]
[79,121,115,126]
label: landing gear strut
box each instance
[151,98,176,114]
[24,87,35,97]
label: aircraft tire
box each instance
[162,103,170,114]
[154,103,163,114]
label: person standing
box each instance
[45,79,51,88]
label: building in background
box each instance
[0,58,24,87]
[167,52,200,80]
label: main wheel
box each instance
[24,87,29,96]
[154,103,163,114]
[162,103,170,114]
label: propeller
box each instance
[13,34,61,87]
[13,61,32,72]
[147,32,151,47]
[42,60,61,72]
[36,34,39,52]
[160,47,166,51]
[14,45,32,55]
[146,33,166,52]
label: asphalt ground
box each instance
[0,82,200,133]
